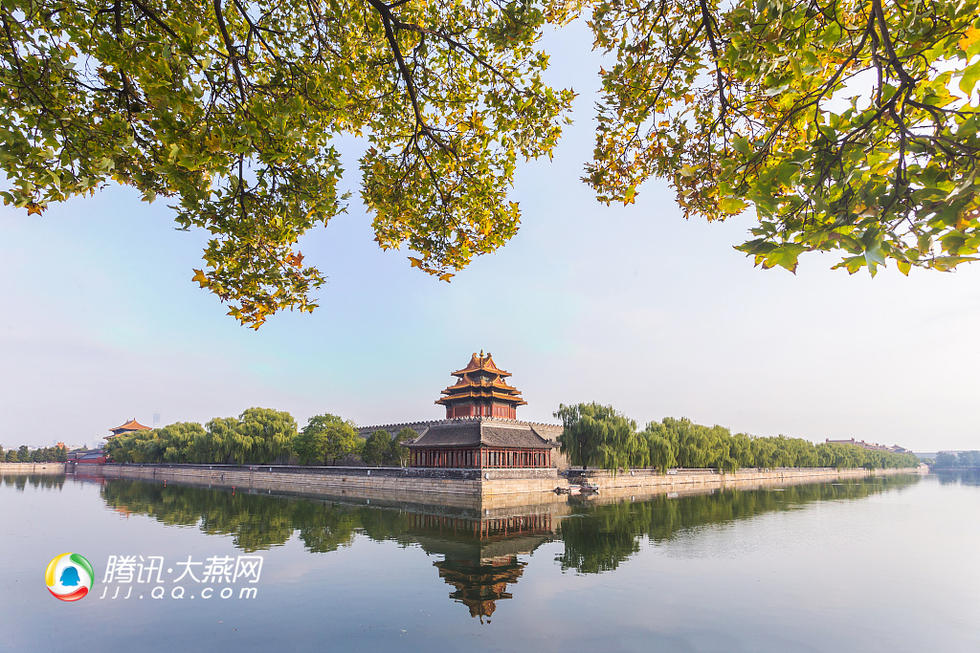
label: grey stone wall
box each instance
[0,462,66,475]
[96,463,564,511]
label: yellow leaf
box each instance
[407,256,423,268]
[192,269,209,287]
[438,272,454,282]
[960,25,980,53]
[25,202,44,216]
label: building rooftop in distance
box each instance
[108,418,152,437]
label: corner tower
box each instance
[435,351,528,419]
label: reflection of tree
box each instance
[100,480,554,621]
[2,474,65,491]
[935,470,980,487]
[101,481,296,551]
[99,480,427,553]
[291,501,359,553]
[557,475,921,574]
[555,503,641,573]
[96,474,923,619]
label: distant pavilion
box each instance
[108,418,152,437]
[358,352,562,469]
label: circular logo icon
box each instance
[45,553,94,602]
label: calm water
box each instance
[1,472,978,652]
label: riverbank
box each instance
[79,463,925,511]
[568,465,924,490]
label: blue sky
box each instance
[2,22,978,452]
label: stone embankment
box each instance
[85,463,925,511]
[566,466,924,495]
[95,463,562,510]
[0,462,66,475]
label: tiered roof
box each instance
[405,419,554,450]
[436,351,527,409]
[108,418,152,436]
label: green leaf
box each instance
[718,197,749,213]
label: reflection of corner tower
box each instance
[408,512,554,623]
[435,555,525,622]
[436,351,527,419]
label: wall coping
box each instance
[357,416,563,433]
[100,462,558,481]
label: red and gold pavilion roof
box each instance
[436,352,527,408]
[108,418,152,435]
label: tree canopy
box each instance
[105,407,362,464]
[361,427,416,466]
[3,1,978,326]
[555,402,645,470]
[555,403,921,471]
[293,413,362,465]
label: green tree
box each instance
[934,451,958,469]
[958,451,980,467]
[156,422,207,462]
[237,408,297,463]
[641,424,677,474]
[295,414,360,465]
[362,430,391,466]
[206,417,245,463]
[388,427,418,467]
[555,403,642,471]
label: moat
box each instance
[2,471,978,652]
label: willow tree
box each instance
[2,1,978,326]
[555,402,644,470]
[236,407,297,462]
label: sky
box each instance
[2,22,978,453]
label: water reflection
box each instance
[934,469,980,486]
[86,474,920,618]
[558,476,920,573]
[409,513,554,622]
[1,473,65,491]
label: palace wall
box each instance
[86,463,922,512]
[94,463,565,510]
[566,466,925,493]
[0,462,67,475]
